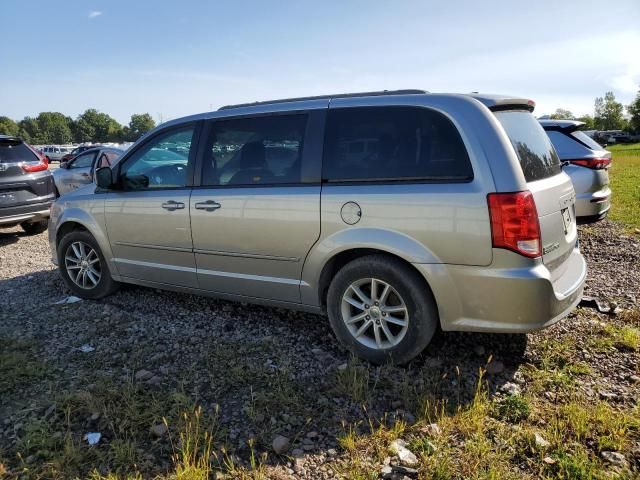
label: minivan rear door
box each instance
[494,111,577,277]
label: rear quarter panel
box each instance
[301,95,505,306]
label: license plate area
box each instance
[561,207,572,234]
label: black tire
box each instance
[57,230,119,299]
[327,255,438,365]
[21,220,48,235]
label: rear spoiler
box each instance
[467,94,535,113]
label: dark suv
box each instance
[0,135,55,234]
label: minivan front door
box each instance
[104,125,199,288]
[190,112,323,303]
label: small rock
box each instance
[500,382,521,395]
[135,369,153,381]
[486,360,504,374]
[534,432,550,449]
[150,424,168,437]
[392,465,419,476]
[391,400,403,409]
[381,465,393,475]
[291,448,304,457]
[419,423,441,436]
[272,435,290,454]
[600,451,627,467]
[338,363,348,371]
[543,456,556,465]
[390,439,418,467]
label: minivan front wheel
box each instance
[327,255,438,364]
[57,230,119,299]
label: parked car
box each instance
[53,147,123,196]
[60,145,100,166]
[1,135,55,234]
[49,90,586,364]
[41,146,72,163]
[540,120,611,222]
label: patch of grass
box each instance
[588,324,640,352]
[333,359,375,404]
[493,394,531,423]
[525,337,592,394]
[335,419,406,479]
[607,143,640,229]
[546,400,639,453]
[6,381,222,479]
[0,337,48,391]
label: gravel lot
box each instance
[1,219,638,478]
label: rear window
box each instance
[571,130,603,150]
[0,139,38,163]
[323,106,473,182]
[495,111,561,182]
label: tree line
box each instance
[0,110,156,145]
[549,89,640,133]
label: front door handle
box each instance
[194,200,221,211]
[161,200,185,211]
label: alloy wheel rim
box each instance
[65,241,101,289]
[341,278,409,350]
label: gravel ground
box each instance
[1,219,638,478]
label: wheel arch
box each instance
[54,208,116,276]
[316,248,438,308]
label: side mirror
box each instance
[95,167,115,189]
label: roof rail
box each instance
[218,89,428,111]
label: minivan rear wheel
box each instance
[327,255,438,364]
[57,230,119,299]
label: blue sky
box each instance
[1,0,639,124]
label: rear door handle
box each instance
[161,200,185,211]
[194,200,221,211]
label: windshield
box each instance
[495,111,561,182]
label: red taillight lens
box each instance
[567,158,611,169]
[22,157,49,173]
[487,191,541,258]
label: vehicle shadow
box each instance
[0,229,24,248]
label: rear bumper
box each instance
[575,186,611,219]
[0,201,51,226]
[415,248,587,333]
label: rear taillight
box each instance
[487,191,541,258]
[566,158,611,169]
[22,156,49,173]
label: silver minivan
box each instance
[49,91,587,364]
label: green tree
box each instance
[126,113,156,141]
[74,109,123,143]
[36,112,73,144]
[550,108,575,120]
[0,116,20,136]
[18,117,41,144]
[627,89,640,133]
[576,115,595,129]
[594,91,625,130]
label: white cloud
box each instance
[88,11,102,19]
